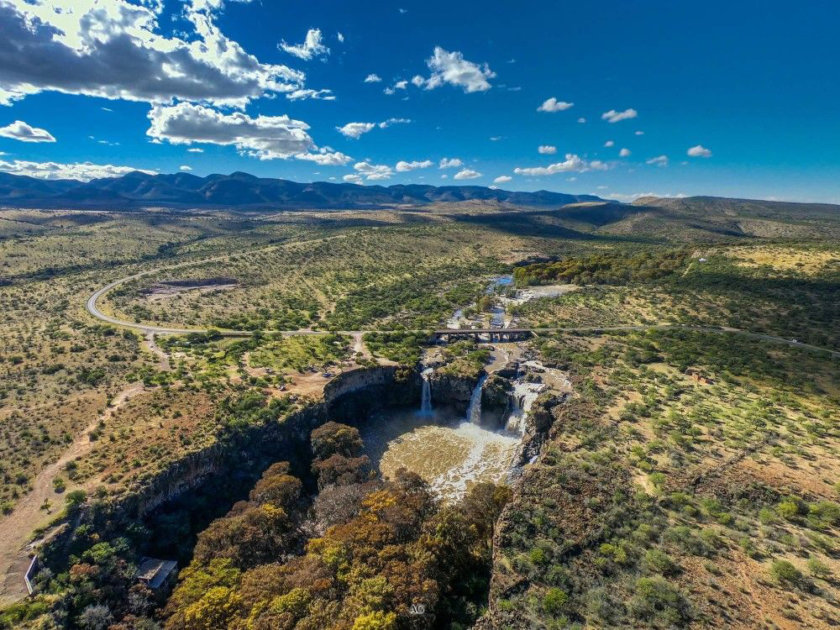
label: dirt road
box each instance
[0,383,145,606]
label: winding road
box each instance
[85,270,840,360]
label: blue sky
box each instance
[1,0,839,202]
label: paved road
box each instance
[86,273,840,359]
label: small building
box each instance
[135,557,178,590]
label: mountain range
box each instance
[0,170,604,210]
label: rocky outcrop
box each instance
[429,371,479,413]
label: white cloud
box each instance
[343,174,363,184]
[577,117,587,124]
[0,120,56,142]
[0,159,153,181]
[351,161,393,181]
[0,0,317,107]
[604,140,615,148]
[279,28,329,60]
[187,147,204,153]
[336,122,376,139]
[337,32,345,43]
[646,155,669,167]
[179,165,192,171]
[395,160,434,172]
[493,175,512,184]
[687,144,712,158]
[286,88,334,101]
[364,74,382,83]
[537,98,573,112]
[619,148,631,157]
[336,117,410,139]
[538,145,557,155]
[296,148,352,166]
[380,118,410,128]
[146,102,347,164]
[439,157,463,169]
[635,130,644,136]
[416,47,495,93]
[453,168,481,180]
[602,108,638,123]
[513,154,609,176]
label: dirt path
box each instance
[0,382,145,606]
[144,333,171,371]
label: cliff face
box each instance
[429,371,479,413]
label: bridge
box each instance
[430,328,534,343]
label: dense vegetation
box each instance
[165,422,509,630]
[513,249,691,287]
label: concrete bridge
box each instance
[430,328,534,343]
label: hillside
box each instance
[0,171,602,210]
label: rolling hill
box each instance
[0,170,603,210]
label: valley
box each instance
[0,195,838,629]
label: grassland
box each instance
[0,198,838,628]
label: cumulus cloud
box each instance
[337,32,345,43]
[513,154,609,176]
[646,155,669,167]
[493,175,512,184]
[687,144,712,157]
[395,160,434,172]
[602,108,638,123]
[0,159,153,181]
[439,157,463,169]
[0,120,55,142]
[146,102,348,164]
[336,117,410,139]
[604,140,615,148]
[453,168,481,180]
[179,165,192,171]
[296,148,353,166]
[538,145,557,155]
[577,117,587,124]
[336,122,376,139]
[364,74,382,83]
[413,47,495,93]
[0,0,321,107]
[279,28,329,60]
[350,161,393,181]
[537,98,573,112]
[619,148,631,157]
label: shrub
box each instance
[776,497,807,521]
[543,588,569,616]
[629,576,692,626]
[770,560,803,587]
[807,556,832,579]
[643,549,680,576]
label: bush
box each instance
[807,556,832,579]
[543,588,569,616]
[629,576,692,626]
[643,549,680,576]
[770,560,803,587]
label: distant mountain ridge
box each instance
[0,170,605,209]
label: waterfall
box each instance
[504,379,545,434]
[466,375,487,425]
[419,368,434,415]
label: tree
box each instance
[311,422,364,460]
